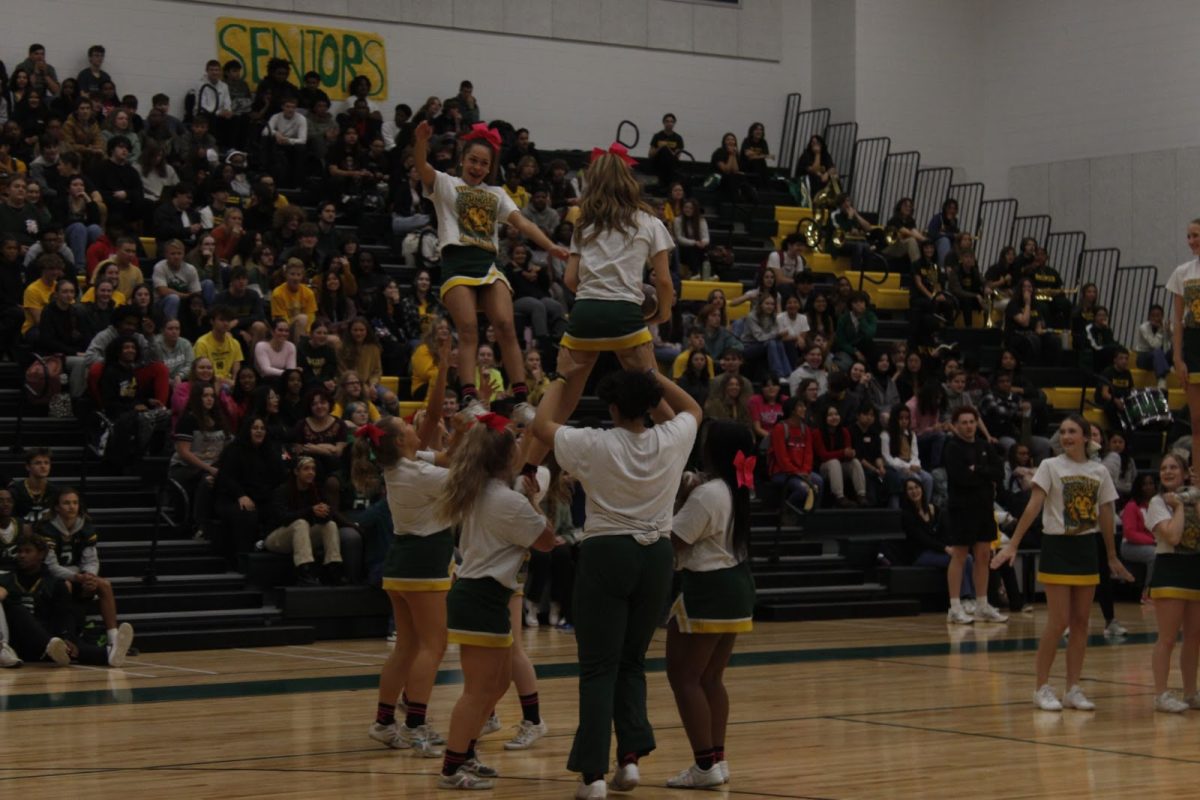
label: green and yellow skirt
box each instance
[381,530,455,592]
[447,576,514,648]
[1037,533,1099,586]
[1149,552,1200,601]
[561,299,651,352]
[669,563,756,634]
[439,245,511,298]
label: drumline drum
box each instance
[1119,388,1173,430]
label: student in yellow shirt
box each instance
[193,306,244,390]
[22,253,66,335]
[671,327,715,379]
[503,169,530,209]
[270,258,317,339]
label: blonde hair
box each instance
[435,422,515,526]
[574,154,655,247]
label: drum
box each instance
[1120,388,1172,430]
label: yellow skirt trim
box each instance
[1189,373,1200,385]
[382,577,452,592]
[440,268,511,298]
[1037,571,1099,586]
[1150,587,1200,601]
[447,628,513,648]
[669,594,753,635]
[560,328,652,352]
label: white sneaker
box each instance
[437,767,493,790]
[462,758,497,778]
[974,603,1009,623]
[1155,691,1189,714]
[107,623,134,667]
[0,642,21,668]
[504,719,548,750]
[368,722,412,749]
[718,759,729,784]
[549,601,562,628]
[1033,684,1062,711]
[575,779,607,799]
[1104,620,1128,638]
[386,631,397,645]
[401,724,445,757]
[44,637,70,666]
[1063,685,1095,711]
[1188,692,1200,710]
[478,713,502,737]
[610,762,639,792]
[947,606,974,625]
[666,763,724,788]
[523,601,540,628]
[961,599,978,616]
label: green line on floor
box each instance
[0,632,1157,712]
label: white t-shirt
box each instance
[766,250,807,280]
[571,211,674,305]
[383,458,448,536]
[1144,494,1200,555]
[1166,257,1200,328]
[456,479,547,588]
[1031,454,1117,536]
[776,310,810,341]
[554,413,699,543]
[429,171,517,256]
[673,479,739,572]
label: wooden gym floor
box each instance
[2,602,1198,799]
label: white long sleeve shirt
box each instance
[264,111,307,145]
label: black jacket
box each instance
[943,435,1003,509]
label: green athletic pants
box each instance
[567,535,674,775]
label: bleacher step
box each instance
[134,625,317,653]
[755,598,921,622]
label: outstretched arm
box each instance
[412,121,437,193]
[417,336,451,450]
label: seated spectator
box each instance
[740,295,790,379]
[316,271,356,337]
[214,265,269,347]
[264,455,353,586]
[521,185,560,244]
[1070,283,1100,351]
[673,199,709,279]
[748,373,785,447]
[262,98,307,187]
[703,372,751,426]
[0,176,51,251]
[292,386,347,490]
[851,403,885,506]
[909,239,955,348]
[814,404,867,507]
[979,370,1051,461]
[153,184,203,251]
[927,198,961,266]
[370,280,413,377]
[676,348,712,407]
[184,234,223,306]
[1134,303,1171,389]
[764,234,808,294]
[99,335,171,463]
[769,397,824,515]
[947,249,986,327]
[298,319,339,393]
[212,205,245,264]
[1023,247,1071,329]
[881,403,934,506]
[193,306,244,392]
[61,99,105,173]
[229,366,260,430]
[508,244,566,355]
[278,368,306,427]
[9,448,60,531]
[899,477,976,600]
[882,197,926,266]
[332,370,381,422]
[1082,306,1121,373]
[22,226,76,277]
[907,381,949,470]
[166,113,218,180]
[0,236,24,357]
[93,136,143,228]
[1119,472,1158,603]
[151,239,202,321]
[1096,348,1134,433]
[710,132,754,204]
[213,415,288,563]
[740,122,771,181]
[699,303,741,361]
[169,383,231,537]
[270,258,316,339]
[776,294,809,367]
[153,317,194,388]
[806,292,836,343]
[672,327,714,380]
[1102,430,1137,499]
[280,223,326,282]
[254,317,297,378]
[94,236,143,298]
[178,292,210,343]
[84,304,168,392]
[474,343,507,398]
[502,168,530,210]
[787,344,828,397]
[80,281,117,333]
[337,317,397,412]
[0,532,133,667]
[58,175,104,273]
[833,291,876,371]
[546,159,578,214]
[34,278,90,395]
[866,350,900,422]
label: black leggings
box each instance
[2,599,108,665]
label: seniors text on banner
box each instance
[216,17,387,101]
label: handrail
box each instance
[144,475,188,587]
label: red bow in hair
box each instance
[354,423,385,447]
[590,142,637,167]
[733,451,756,491]
[462,122,502,150]
[477,412,510,433]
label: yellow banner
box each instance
[216,17,387,101]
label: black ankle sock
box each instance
[376,702,395,726]
[618,751,640,767]
[695,748,715,770]
[442,749,467,777]
[404,698,427,729]
[519,692,540,724]
[713,744,725,762]
[467,738,478,759]
[583,772,604,784]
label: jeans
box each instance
[917,430,947,470]
[913,549,975,598]
[65,222,103,272]
[158,294,182,320]
[1120,540,1157,588]
[765,339,792,378]
[934,236,953,266]
[201,279,216,307]
[771,471,824,509]
[1136,349,1170,379]
[512,296,567,340]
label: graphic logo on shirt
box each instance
[454,186,500,252]
[1062,474,1100,535]
[1185,279,1200,328]
[1181,507,1200,553]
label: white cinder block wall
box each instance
[3,0,812,166]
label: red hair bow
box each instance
[462,123,502,150]
[477,412,510,433]
[733,451,756,491]
[354,422,385,447]
[590,142,637,167]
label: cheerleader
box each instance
[992,413,1134,711]
[434,412,555,790]
[413,120,568,408]
[532,358,701,799]
[1169,218,1200,480]
[524,143,675,468]
[1142,453,1200,713]
[665,420,756,788]
[360,338,453,756]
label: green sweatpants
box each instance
[567,535,674,775]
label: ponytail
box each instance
[350,416,403,494]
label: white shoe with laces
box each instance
[1104,619,1128,638]
[961,599,978,616]
[974,603,1009,623]
[1033,684,1062,711]
[610,762,639,792]
[478,713,502,737]
[575,779,607,799]
[402,724,445,757]
[368,722,412,749]
[946,606,974,625]
[504,719,548,750]
[718,759,729,784]
[0,641,21,668]
[1063,685,1095,711]
[44,637,69,666]
[1155,691,1189,714]
[437,767,493,790]
[107,622,134,667]
[1188,692,1200,710]
[665,763,724,788]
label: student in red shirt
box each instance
[768,396,823,514]
[748,373,785,451]
[814,404,867,507]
